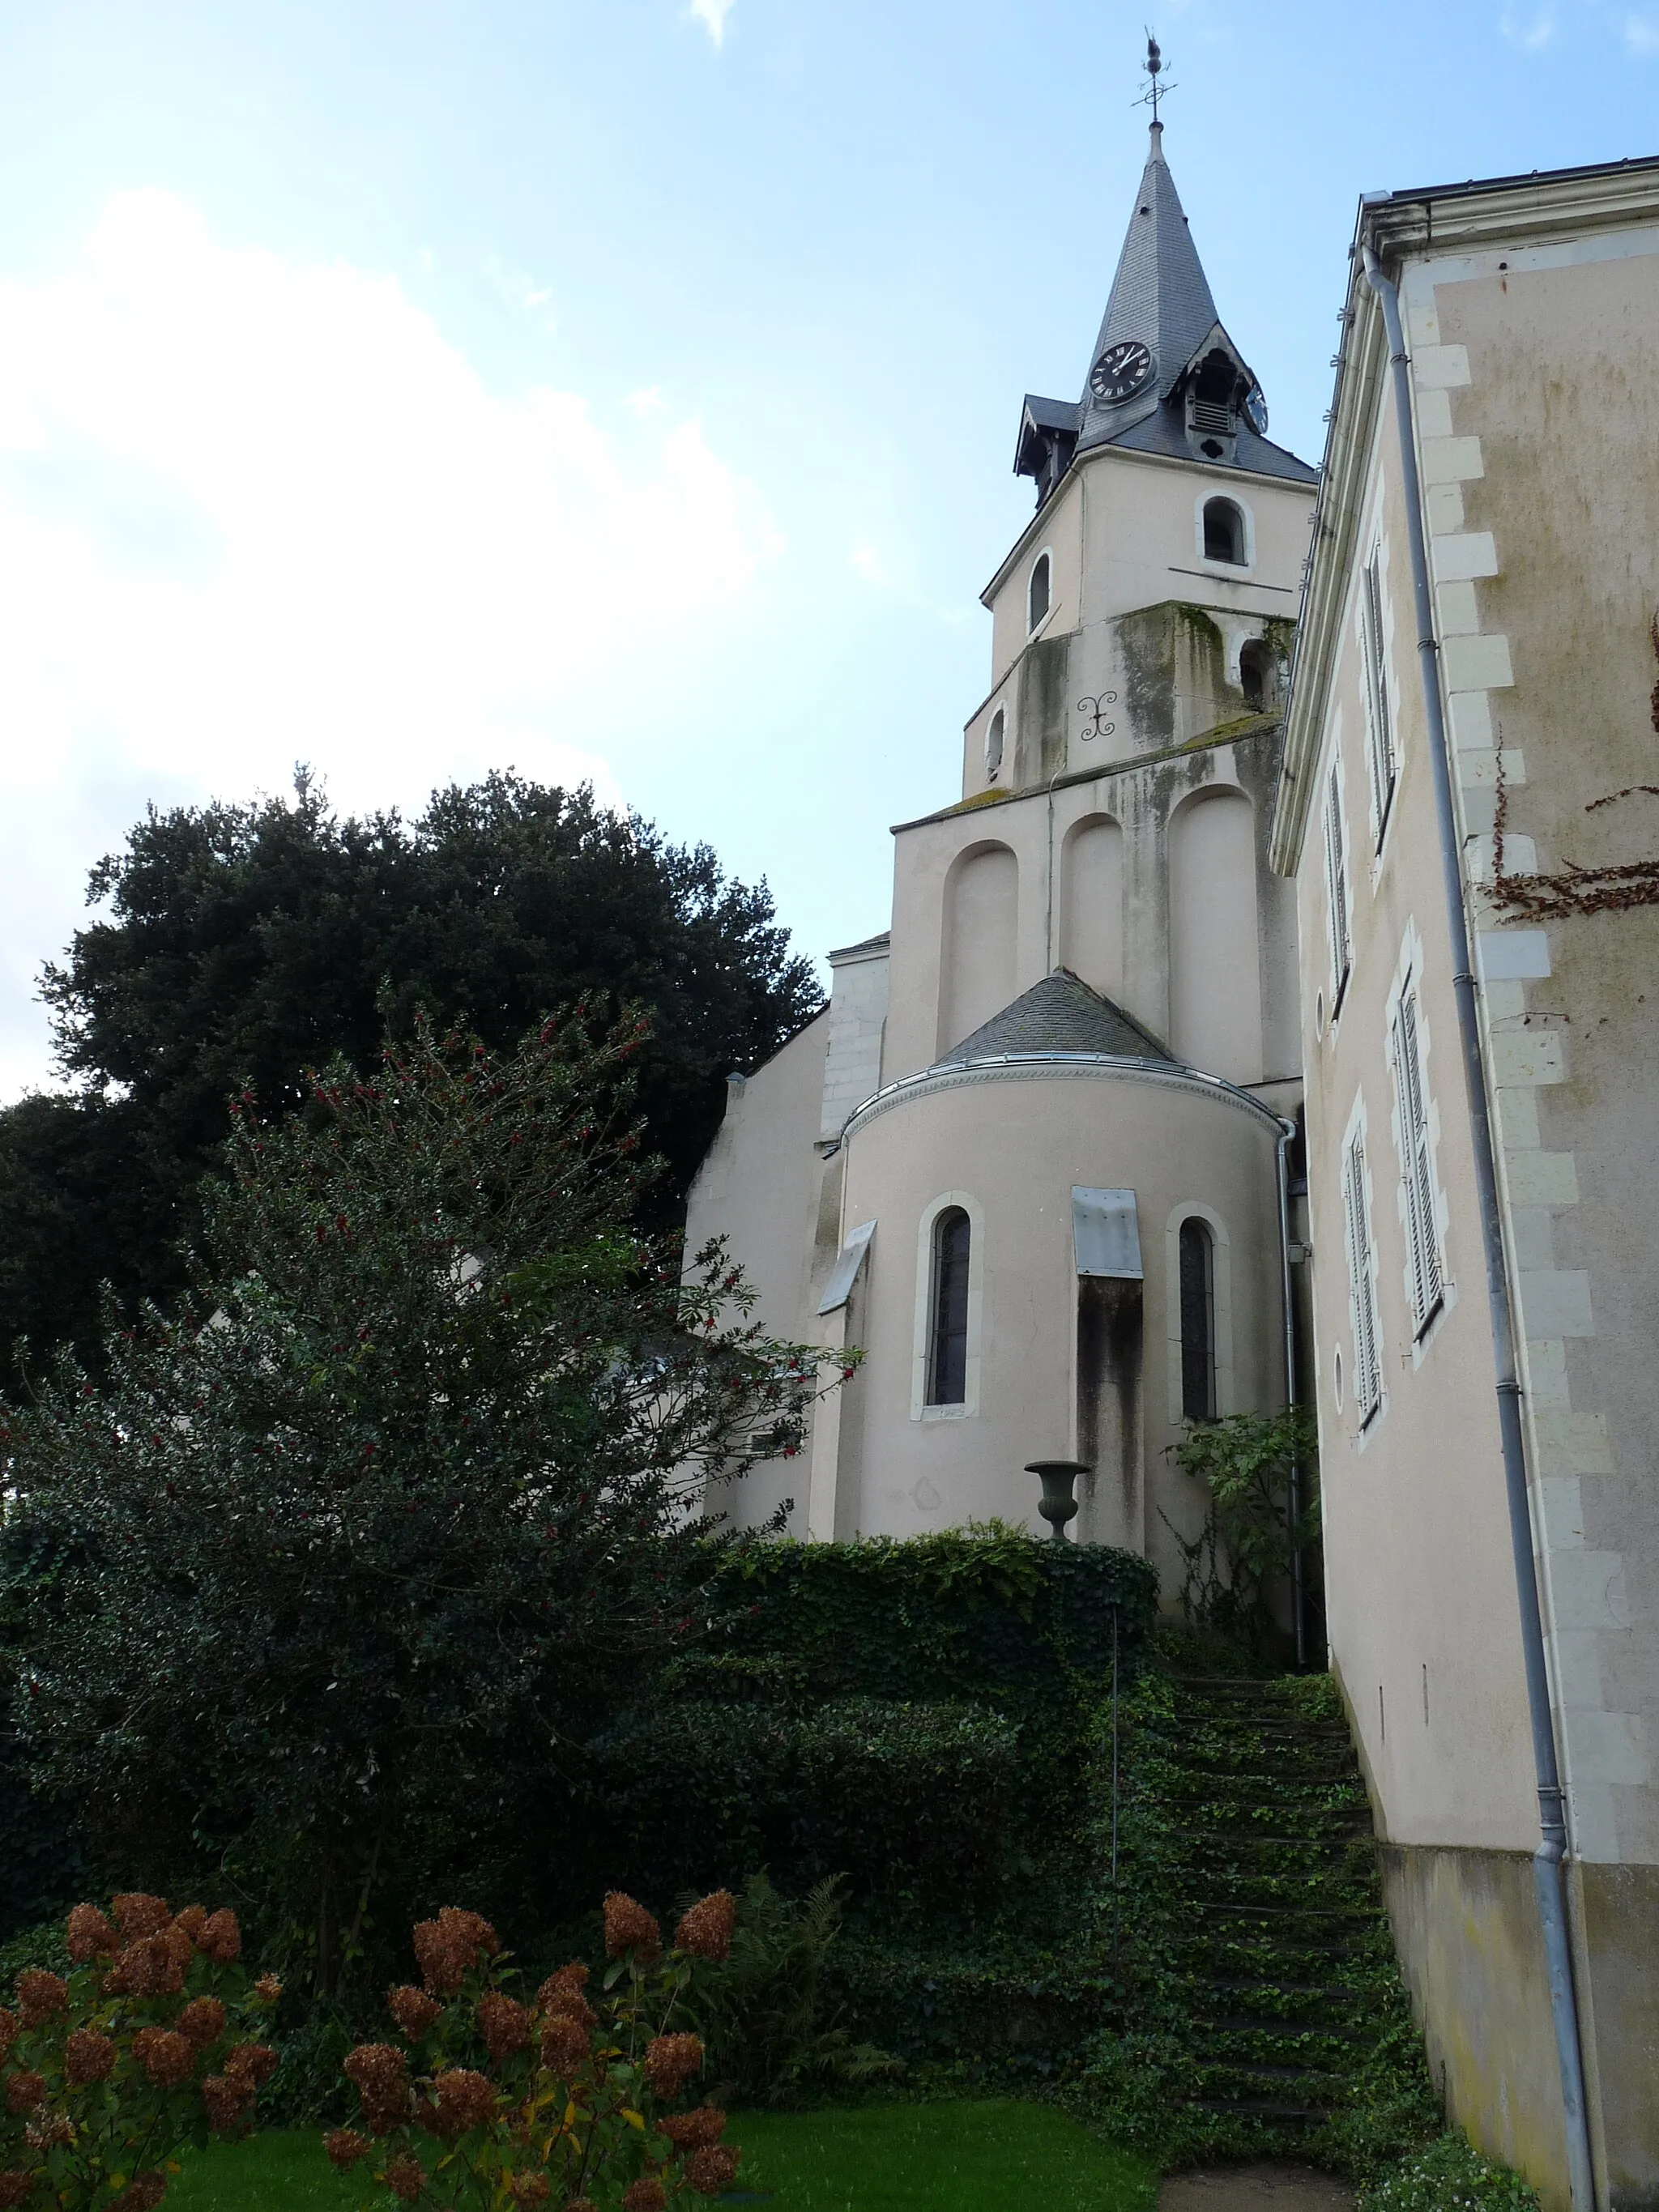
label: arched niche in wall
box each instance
[1167,786,1262,1084]
[938,842,1017,1057]
[1058,813,1124,1003]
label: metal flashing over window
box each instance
[817,1220,875,1315]
[1072,1187,1143,1279]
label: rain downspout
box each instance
[1362,241,1594,2212]
[1275,1115,1305,1668]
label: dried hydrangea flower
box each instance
[428,2067,497,2142]
[251,1975,283,2004]
[66,1905,117,1963]
[197,1911,241,1964]
[323,2131,370,2169]
[601,1894,661,1964]
[177,1998,226,2048]
[410,1907,500,1998]
[537,2017,590,2074]
[200,2074,254,2134]
[388,1986,442,2041]
[343,2044,410,2133]
[672,1892,736,1964]
[684,2146,740,2199]
[536,1964,589,2006]
[111,1895,172,1940]
[476,1993,532,2062]
[642,2034,702,2100]
[15,1975,66,2029]
[621,2183,666,2212]
[4,2074,46,2116]
[64,2031,117,2087]
[134,2031,195,2091]
[386,2154,426,2205]
[23,2119,72,2154]
[224,2044,277,2091]
[0,2014,16,2063]
[0,2172,34,2208]
[508,2176,549,2207]
[125,2176,167,2212]
[655,2109,725,2153]
[173,1907,207,1946]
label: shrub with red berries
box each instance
[0,1898,281,2212]
[331,1893,742,2211]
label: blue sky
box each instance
[1,0,1655,1094]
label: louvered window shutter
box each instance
[1392,985,1444,1333]
[1342,1134,1382,1421]
[1324,766,1351,1005]
[1361,548,1397,842]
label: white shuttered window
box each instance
[1360,544,1397,845]
[1323,761,1353,1008]
[1341,1130,1383,1425]
[1390,977,1444,1335]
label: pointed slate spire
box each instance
[1077,121,1221,439]
[1011,117,1317,500]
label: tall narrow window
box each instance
[1390,978,1444,1336]
[1027,551,1051,632]
[1361,543,1397,843]
[1203,497,1245,565]
[1341,1130,1383,1425]
[927,1207,971,1406]
[1323,761,1352,1011]
[1178,1217,1216,1421]
[985,705,1005,780]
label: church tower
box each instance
[687,101,1318,1580]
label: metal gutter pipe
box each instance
[1275,1115,1306,1668]
[1362,242,1595,2212]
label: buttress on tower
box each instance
[686,121,1317,1583]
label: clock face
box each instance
[1243,385,1269,436]
[1090,339,1155,406]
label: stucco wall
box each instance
[684,1010,833,1537]
[821,1062,1286,1583]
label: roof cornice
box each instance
[1270,151,1659,876]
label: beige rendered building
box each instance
[1273,158,1659,2211]
[688,121,1316,1587]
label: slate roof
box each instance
[931,970,1175,1070]
[1107,402,1318,486]
[1079,121,1221,427]
[1015,122,1317,492]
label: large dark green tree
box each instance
[2,1011,832,1993]
[1,772,820,1378]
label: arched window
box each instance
[1179,1217,1217,1421]
[1027,551,1051,632]
[1203,498,1245,565]
[985,705,1005,780]
[1239,640,1269,708]
[927,1207,972,1406]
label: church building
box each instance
[686,118,1317,1582]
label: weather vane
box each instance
[1135,31,1174,122]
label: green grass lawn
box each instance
[167,2105,1158,2212]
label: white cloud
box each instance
[1626,10,1659,46]
[0,190,782,1097]
[1500,2,1560,45]
[689,0,736,47]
